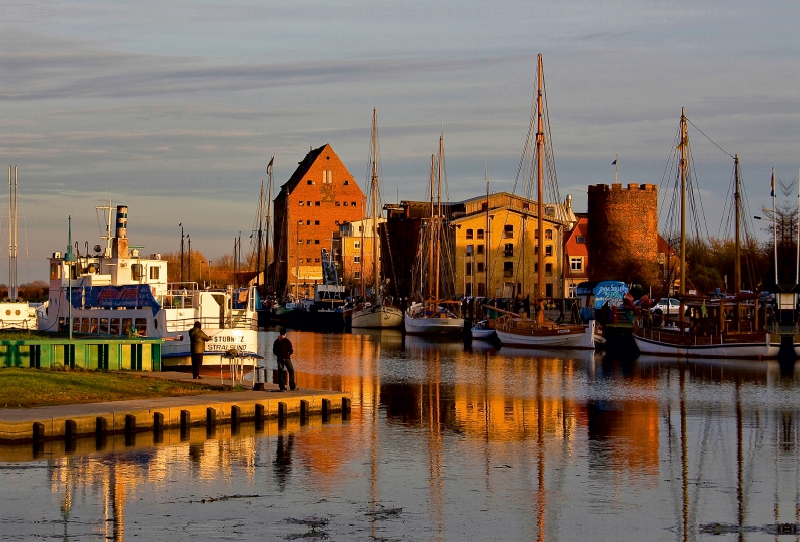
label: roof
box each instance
[278,144,330,196]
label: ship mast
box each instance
[435,132,443,302]
[734,154,741,294]
[679,108,687,323]
[536,54,545,299]
[265,156,274,291]
[371,109,379,302]
[427,154,435,301]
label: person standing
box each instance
[272,328,297,391]
[189,321,212,379]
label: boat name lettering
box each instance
[213,336,244,343]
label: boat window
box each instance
[504,262,513,277]
[135,318,147,334]
[50,263,61,280]
[335,201,341,206]
[81,319,90,333]
[89,318,99,333]
[466,228,474,239]
[477,229,484,240]
[150,266,159,280]
[504,225,513,239]
[73,318,80,333]
[523,202,530,210]
[110,318,120,335]
[132,263,144,280]
[122,318,132,334]
[99,318,109,334]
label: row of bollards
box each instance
[30,396,352,454]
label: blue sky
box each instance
[2,0,799,282]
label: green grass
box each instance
[0,367,240,408]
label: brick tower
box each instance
[587,183,659,286]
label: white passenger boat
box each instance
[37,204,259,366]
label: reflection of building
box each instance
[272,144,365,299]
[332,217,385,297]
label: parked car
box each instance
[651,297,681,315]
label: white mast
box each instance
[7,166,18,301]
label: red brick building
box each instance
[564,214,589,297]
[272,144,365,299]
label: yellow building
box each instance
[451,192,573,299]
[333,217,385,297]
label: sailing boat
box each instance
[494,55,596,350]
[632,110,777,358]
[404,131,465,335]
[471,172,498,341]
[351,110,404,329]
[1,166,36,329]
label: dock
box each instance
[0,372,352,450]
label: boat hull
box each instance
[496,320,595,349]
[351,304,403,329]
[633,327,777,359]
[471,328,497,341]
[404,313,465,336]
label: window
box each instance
[323,170,333,184]
[477,244,484,255]
[122,318,132,334]
[307,220,311,225]
[110,318,120,335]
[466,228,474,239]
[546,206,555,216]
[522,202,530,210]
[50,263,62,280]
[466,283,473,296]
[478,283,486,296]
[570,257,583,271]
[150,267,159,280]
[545,283,553,297]
[504,225,513,239]
[535,228,539,239]
[353,271,360,279]
[315,258,320,263]
[307,180,315,185]
[306,258,311,263]
[466,244,474,256]
[545,245,553,257]
[545,229,553,240]
[100,318,109,334]
[344,180,349,185]
[307,201,311,206]
[504,261,513,277]
[504,243,514,257]
[306,239,311,244]
[481,202,488,211]
[315,220,320,225]
[477,229,484,240]
[336,201,341,206]
[534,246,538,255]
[344,201,349,206]
[569,284,577,298]
[299,201,305,206]
[466,262,473,276]
[314,239,320,244]
[354,241,360,249]
[354,256,361,263]
[351,201,356,207]
[545,263,553,276]
[315,201,320,206]
[135,318,147,333]
[576,236,586,244]
[477,262,484,272]
[534,263,538,272]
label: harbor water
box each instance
[2,328,800,541]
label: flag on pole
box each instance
[770,170,775,197]
[611,159,617,165]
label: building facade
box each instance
[450,192,571,300]
[563,214,589,298]
[332,217,385,297]
[272,144,365,300]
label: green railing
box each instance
[0,338,162,371]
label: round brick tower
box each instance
[587,183,659,286]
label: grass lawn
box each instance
[0,367,237,408]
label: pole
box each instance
[371,108,379,303]
[734,155,741,294]
[485,169,490,299]
[179,225,184,283]
[67,216,73,340]
[187,235,191,284]
[536,54,545,299]
[679,109,687,322]
[615,154,619,185]
[773,168,778,286]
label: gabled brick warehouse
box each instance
[272,144,366,299]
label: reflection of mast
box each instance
[427,347,444,533]
[680,368,688,542]
[536,357,546,542]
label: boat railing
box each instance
[165,313,258,333]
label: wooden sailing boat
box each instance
[494,55,595,350]
[471,171,498,341]
[632,109,777,358]
[351,110,404,329]
[404,130,465,335]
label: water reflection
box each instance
[2,331,800,541]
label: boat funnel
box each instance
[112,205,130,258]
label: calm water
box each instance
[2,329,800,541]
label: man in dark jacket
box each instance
[272,328,296,391]
[189,321,212,379]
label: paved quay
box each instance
[0,371,351,443]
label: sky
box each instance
[2,0,799,283]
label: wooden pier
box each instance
[0,388,352,445]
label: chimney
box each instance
[112,205,130,258]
